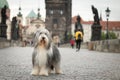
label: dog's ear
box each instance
[47,41,51,50]
[46,33,52,50]
[33,31,39,47]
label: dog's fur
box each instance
[31,28,62,76]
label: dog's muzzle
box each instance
[39,36,47,45]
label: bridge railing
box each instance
[87,39,120,53]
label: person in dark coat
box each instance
[74,29,83,51]
[75,15,84,35]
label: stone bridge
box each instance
[0,38,120,53]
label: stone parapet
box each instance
[88,39,120,53]
[0,38,24,48]
[0,38,10,48]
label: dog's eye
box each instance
[45,33,47,35]
[39,32,42,35]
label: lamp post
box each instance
[105,7,111,39]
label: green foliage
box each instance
[109,32,117,39]
[101,32,106,40]
[101,32,118,40]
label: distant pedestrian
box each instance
[70,38,75,48]
[74,29,83,51]
[74,15,84,35]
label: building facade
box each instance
[25,10,45,38]
[45,0,72,42]
[26,10,45,34]
[17,6,23,24]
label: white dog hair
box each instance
[31,28,62,76]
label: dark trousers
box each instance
[71,44,74,48]
[76,39,82,50]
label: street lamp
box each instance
[105,7,111,39]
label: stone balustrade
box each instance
[0,37,120,53]
[88,39,120,53]
[0,38,10,48]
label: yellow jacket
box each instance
[74,31,83,40]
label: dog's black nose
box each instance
[42,37,45,40]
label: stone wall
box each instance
[0,38,24,48]
[0,38,10,48]
[88,39,120,53]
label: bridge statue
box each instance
[0,5,8,38]
[91,5,100,25]
[91,5,102,41]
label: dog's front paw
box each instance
[39,71,48,76]
[31,70,39,76]
[56,69,63,74]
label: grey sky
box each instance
[7,0,120,21]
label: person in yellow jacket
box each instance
[74,29,83,51]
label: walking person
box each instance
[74,29,83,51]
[74,15,84,35]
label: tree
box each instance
[101,32,117,40]
[109,32,117,39]
[101,32,106,40]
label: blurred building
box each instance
[72,16,120,42]
[17,6,23,24]
[26,9,45,35]
[26,10,37,26]
[25,9,45,44]
[45,0,72,43]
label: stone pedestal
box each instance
[0,23,7,38]
[91,24,102,41]
[0,37,10,48]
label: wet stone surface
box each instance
[0,47,120,80]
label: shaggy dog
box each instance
[31,28,62,76]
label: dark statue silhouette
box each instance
[0,5,8,38]
[91,5,100,25]
[1,5,8,24]
[91,5,101,41]
[11,17,19,40]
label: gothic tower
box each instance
[45,0,72,42]
[17,5,23,24]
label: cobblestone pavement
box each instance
[0,47,120,80]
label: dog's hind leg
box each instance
[31,66,40,76]
[48,68,52,74]
[54,63,62,74]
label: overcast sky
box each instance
[7,0,120,21]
